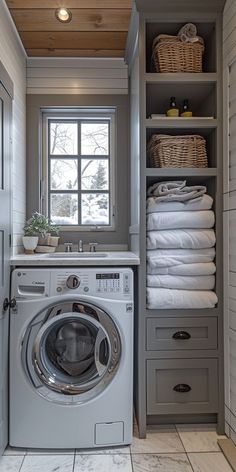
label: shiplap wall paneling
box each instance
[0,0,26,254]
[229,59,236,193]
[229,210,236,273]
[224,210,230,420]
[223,0,236,55]
[26,58,128,95]
[223,0,236,442]
[229,331,236,417]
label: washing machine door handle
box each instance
[94,327,110,377]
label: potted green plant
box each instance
[23,212,59,254]
[22,215,40,254]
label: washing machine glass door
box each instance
[29,302,121,397]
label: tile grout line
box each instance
[182,450,227,454]
[174,424,188,454]
[174,424,195,472]
[130,450,135,472]
[186,452,198,472]
[18,455,26,472]
[72,450,76,472]
[131,451,204,455]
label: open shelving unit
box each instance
[126,0,225,438]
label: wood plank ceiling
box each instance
[5,0,132,57]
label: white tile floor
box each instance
[0,424,233,472]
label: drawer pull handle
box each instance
[173,384,192,393]
[173,331,191,340]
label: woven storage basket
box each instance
[152,34,204,73]
[147,134,208,168]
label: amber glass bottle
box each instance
[166,97,179,117]
[181,99,193,117]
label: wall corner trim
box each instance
[0,61,14,99]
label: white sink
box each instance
[48,252,108,258]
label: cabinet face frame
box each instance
[127,8,224,437]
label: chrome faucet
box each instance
[64,242,72,253]
[78,239,83,252]
[89,242,98,253]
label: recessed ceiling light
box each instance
[55,8,72,23]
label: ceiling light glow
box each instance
[55,8,72,23]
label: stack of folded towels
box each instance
[146,180,217,309]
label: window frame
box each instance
[41,109,116,231]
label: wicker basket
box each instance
[152,34,205,73]
[147,134,208,168]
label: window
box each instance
[42,110,115,230]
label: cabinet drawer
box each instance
[147,358,218,415]
[146,317,217,351]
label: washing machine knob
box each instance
[66,275,80,289]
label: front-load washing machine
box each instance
[10,267,133,449]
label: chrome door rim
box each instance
[32,312,112,394]
[22,299,122,401]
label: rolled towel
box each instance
[147,262,216,276]
[147,274,215,290]
[147,211,215,231]
[178,23,198,43]
[146,287,218,309]
[147,194,213,213]
[147,248,216,268]
[147,180,206,202]
[147,229,216,250]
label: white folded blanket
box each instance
[147,194,213,213]
[147,180,206,202]
[147,274,215,290]
[147,288,218,309]
[147,262,216,276]
[147,248,216,268]
[147,211,215,230]
[147,229,215,250]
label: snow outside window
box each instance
[42,111,115,230]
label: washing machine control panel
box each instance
[54,270,132,298]
[96,273,120,293]
[12,268,133,301]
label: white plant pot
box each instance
[22,236,38,254]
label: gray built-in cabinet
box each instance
[126,0,226,437]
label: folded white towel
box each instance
[178,23,198,43]
[147,194,213,213]
[147,248,216,268]
[147,180,206,202]
[147,262,216,276]
[147,288,218,309]
[147,274,215,290]
[147,229,215,250]
[147,211,215,230]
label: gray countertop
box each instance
[11,251,140,266]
